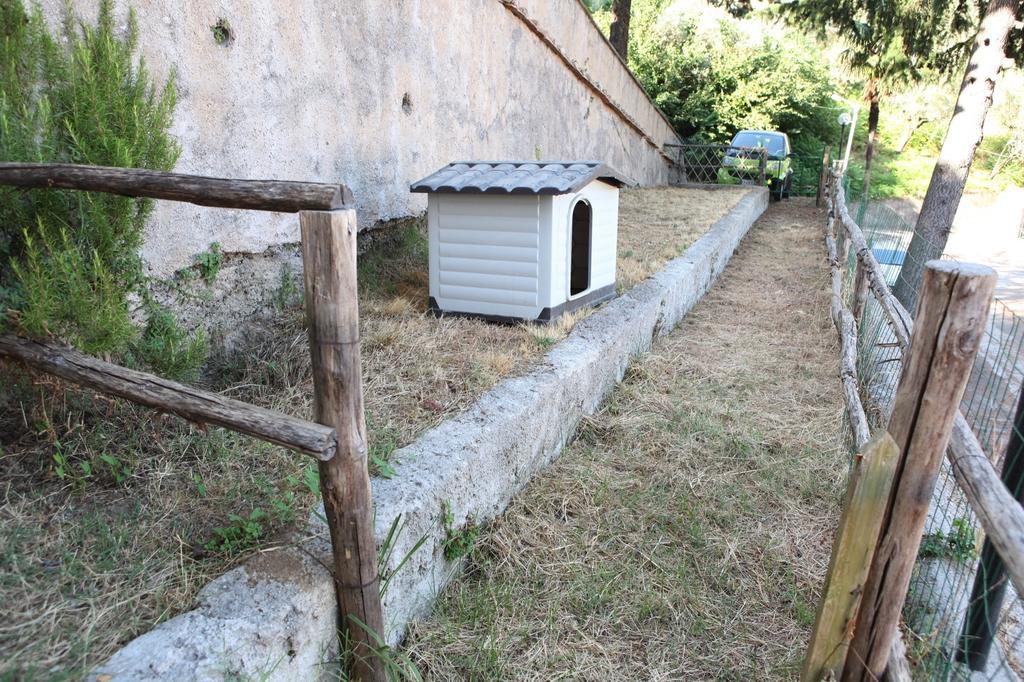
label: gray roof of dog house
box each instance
[410,161,632,196]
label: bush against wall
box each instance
[0,0,205,378]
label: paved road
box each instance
[887,188,1024,316]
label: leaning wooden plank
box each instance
[0,334,336,460]
[802,432,900,682]
[0,162,352,213]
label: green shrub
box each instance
[0,0,204,375]
[918,518,977,563]
[126,305,208,382]
[194,242,223,284]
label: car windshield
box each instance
[731,132,785,157]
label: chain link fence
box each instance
[665,142,827,199]
[839,182,1024,680]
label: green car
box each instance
[719,130,793,199]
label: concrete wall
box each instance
[40,0,680,278]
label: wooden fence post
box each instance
[852,261,869,326]
[300,209,386,682]
[842,261,997,682]
[816,145,831,208]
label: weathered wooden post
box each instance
[842,260,997,682]
[816,145,831,208]
[300,208,386,682]
[851,260,870,326]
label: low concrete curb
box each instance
[91,188,768,681]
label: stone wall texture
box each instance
[40,0,680,277]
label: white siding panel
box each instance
[438,243,537,262]
[538,196,555,308]
[581,181,619,291]
[437,195,540,219]
[433,298,541,320]
[439,284,538,307]
[438,213,540,232]
[440,257,538,277]
[439,270,538,293]
[549,194,570,306]
[438,228,538,248]
[555,181,619,303]
[428,196,441,302]
[431,194,543,318]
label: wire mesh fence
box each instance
[838,188,1024,680]
[665,142,826,199]
[666,143,767,186]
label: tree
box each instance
[893,0,1021,310]
[628,3,841,146]
[782,0,974,200]
[609,0,632,60]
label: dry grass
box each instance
[617,186,750,291]
[0,187,745,678]
[404,200,848,680]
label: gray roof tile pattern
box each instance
[410,161,632,195]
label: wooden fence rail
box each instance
[806,171,1024,682]
[831,174,1024,603]
[0,164,383,681]
[0,162,352,212]
[0,335,337,460]
[823,191,870,446]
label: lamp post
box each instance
[838,112,853,167]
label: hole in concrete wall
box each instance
[570,200,592,297]
[402,92,413,114]
[211,18,233,46]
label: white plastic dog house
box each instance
[410,161,630,323]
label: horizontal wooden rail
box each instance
[0,163,352,213]
[832,181,912,348]
[829,171,1024,603]
[825,192,871,447]
[949,415,1024,601]
[820,181,912,681]
[0,334,337,460]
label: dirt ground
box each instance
[0,186,747,678]
[616,186,748,290]
[404,200,848,680]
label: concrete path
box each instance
[405,200,847,680]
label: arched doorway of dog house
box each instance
[569,199,592,297]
